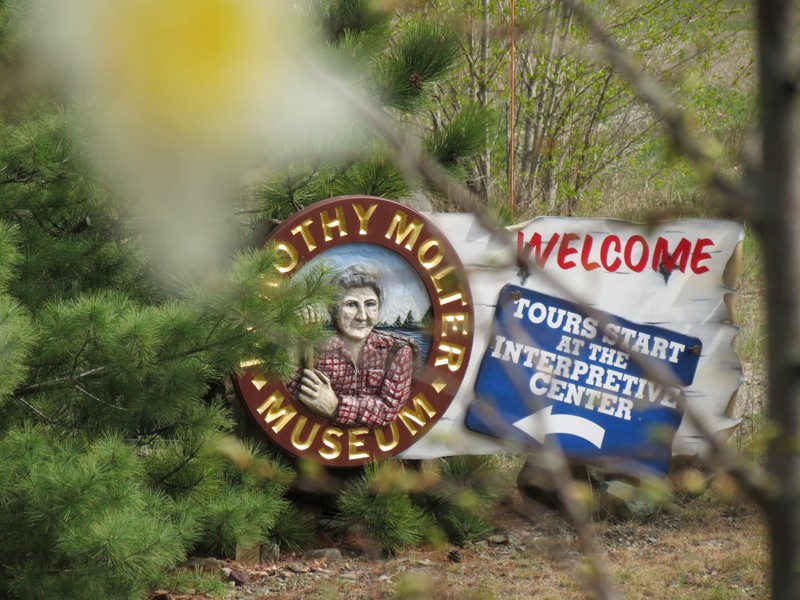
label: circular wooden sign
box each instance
[235,196,474,466]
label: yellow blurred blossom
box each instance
[92,0,289,145]
[36,0,341,151]
[29,0,351,278]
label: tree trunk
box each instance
[756,1,800,598]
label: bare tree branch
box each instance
[14,366,108,398]
[309,58,782,599]
[558,0,759,222]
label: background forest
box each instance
[0,1,761,599]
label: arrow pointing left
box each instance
[513,405,606,449]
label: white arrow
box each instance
[513,405,606,449]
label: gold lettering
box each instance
[442,312,469,337]
[435,343,467,372]
[348,427,370,460]
[385,211,423,250]
[398,394,436,435]
[291,219,317,252]
[430,265,455,293]
[275,242,298,274]
[352,203,378,235]
[440,289,467,307]
[256,391,297,433]
[418,238,444,269]
[290,416,320,450]
[374,422,400,452]
[321,207,348,241]
[319,427,344,460]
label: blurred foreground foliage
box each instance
[0,0,501,597]
[0,0,758,596]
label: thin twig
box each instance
[74,384,130,412]
[14,366,108,398]
[307,42,772,597]
[308,60,626,600]
[17,397,70,428]
[558,0,759,222]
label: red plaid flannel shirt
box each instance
[309,331,413,428]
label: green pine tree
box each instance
[333,461,434,554]
[254,0,493,221]
[0,6,339,598]
[0,3,499,595]
[0,128,333,595]
[411,456,504,546]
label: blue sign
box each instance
[466,285,702,476]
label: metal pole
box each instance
[509,0,516,210]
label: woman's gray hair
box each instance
[334,264,383,308]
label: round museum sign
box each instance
[235,196,474,466]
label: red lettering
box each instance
[691,238,714,273]
[520,232,560,267]
[580,234,601,271]
[624,235,649,272]
[557,233,580,269]
[651,237,691,273]
[600,235,622,271]
[517,231,716,275]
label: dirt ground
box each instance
[154,487,767,600]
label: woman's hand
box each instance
[297,368,338,418]
[300,304,327,325]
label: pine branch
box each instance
[16,396,71,428]
[13,366,108,398]
[69,333,91,375]
[132,425,178,445]
[74,383,130,412]
[152,445,202,489]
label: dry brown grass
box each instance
[212,487,766,600]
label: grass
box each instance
[431,490,766,599]
[216,486,766,600]
[598,495,766,599]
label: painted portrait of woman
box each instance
[288,246,431,428]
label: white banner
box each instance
[400,215,744,461]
